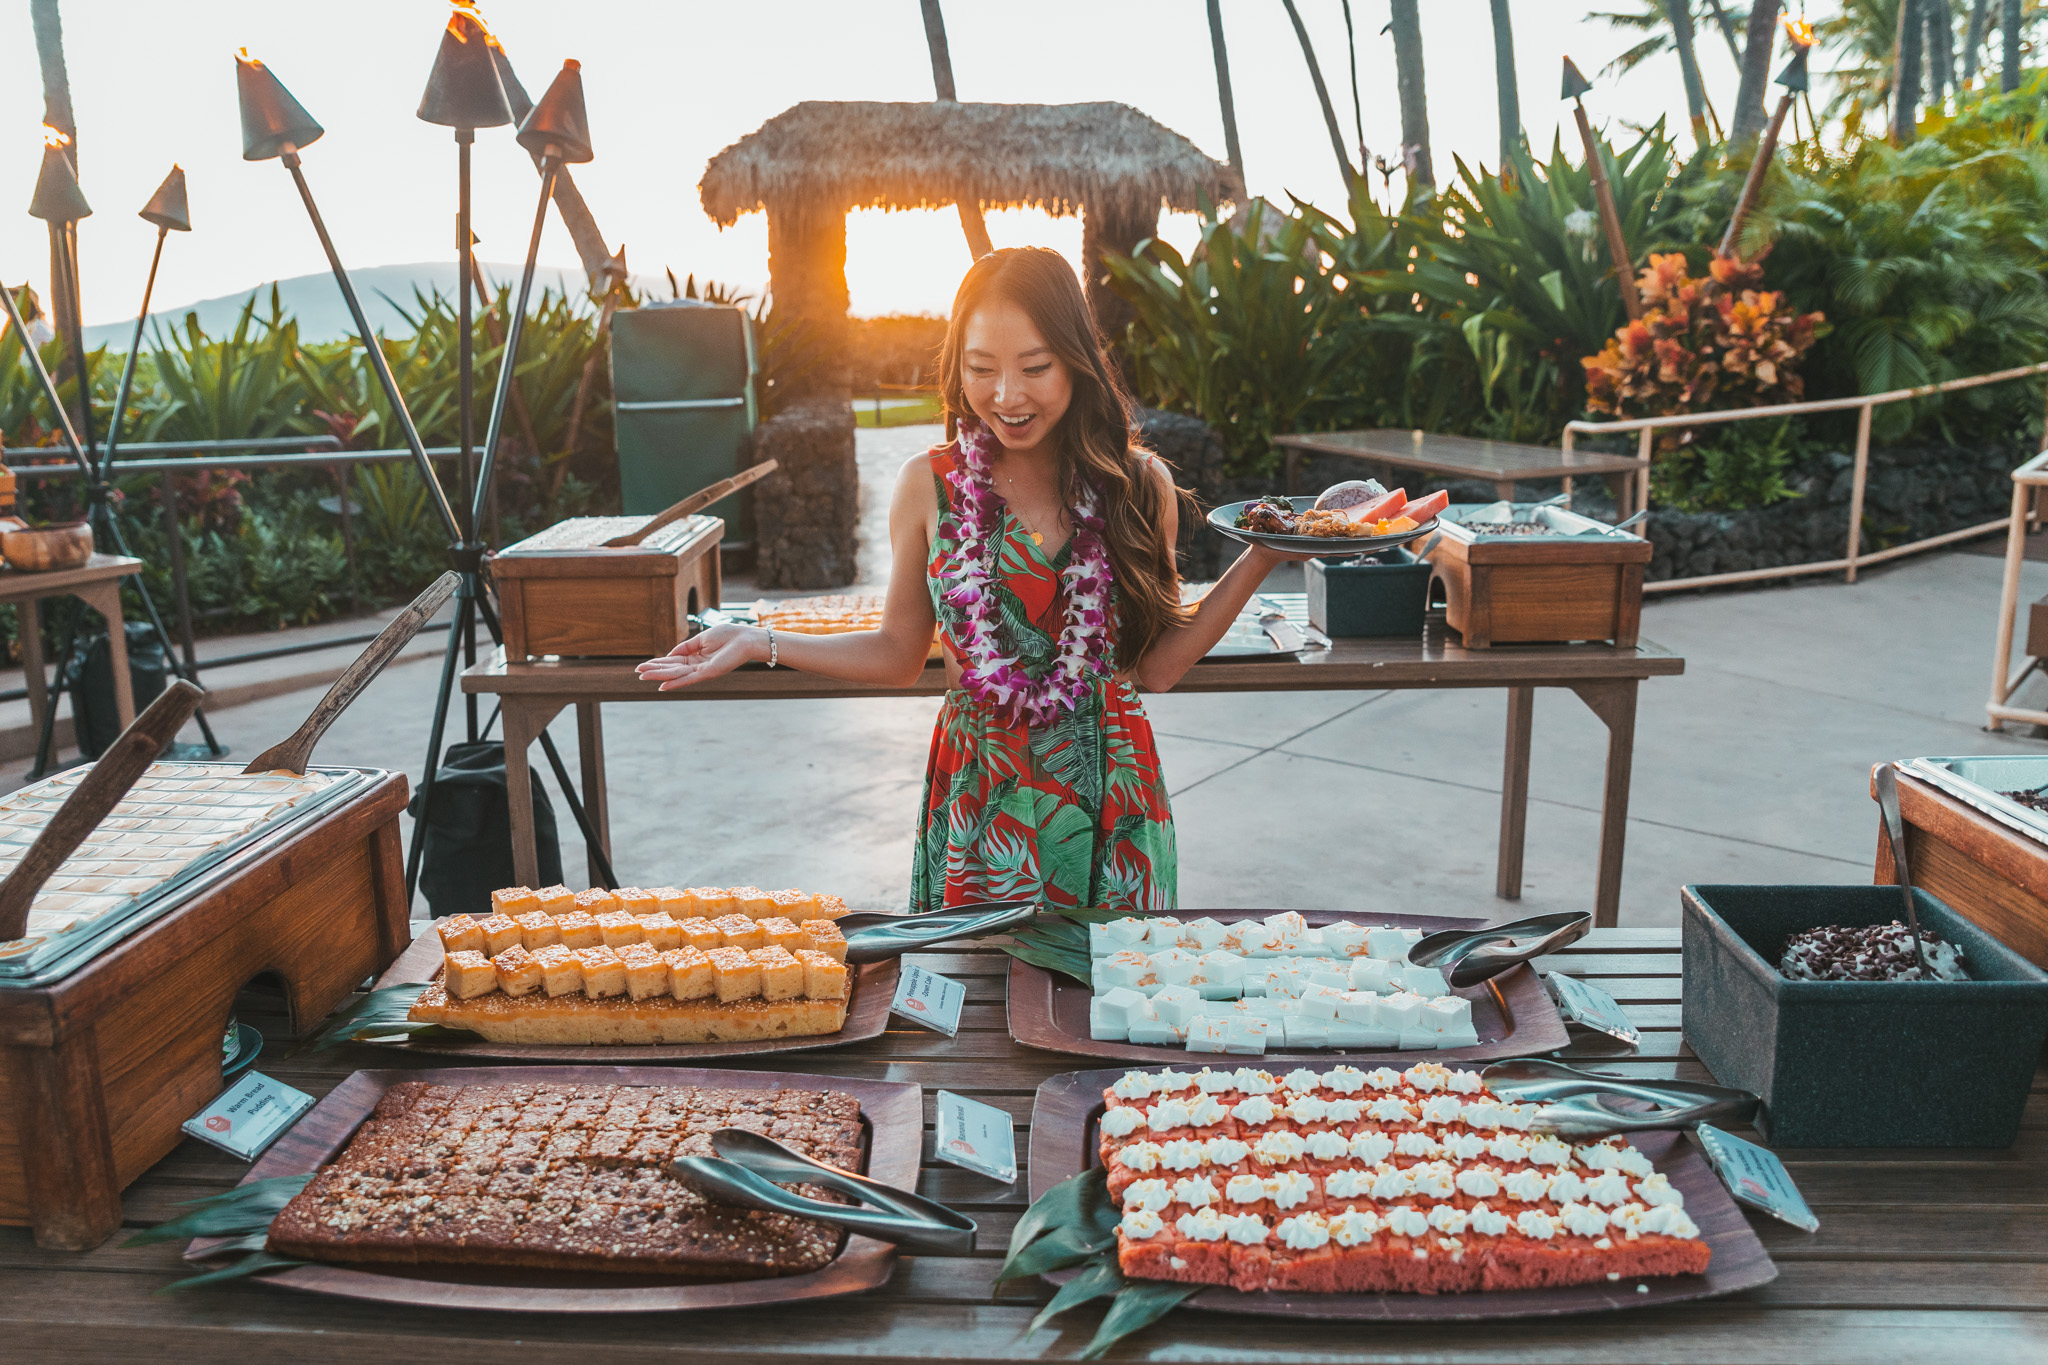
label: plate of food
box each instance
[335,887,1031,1062]
[1208,481,1449,556]
[1025,1061,1773,1319]
[1005,909,1569,1066]
[183,1064,925,1311]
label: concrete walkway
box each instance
[22,424,2046,928]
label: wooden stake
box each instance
[1720,92,1794,259]
[1571,99,1641,319]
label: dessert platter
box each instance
[1900,755,2048,850]
[1027,1061,1774,1320]
[362,882,896,1061]
[1210,480,1450,555]
[186,1064,927,1311]
[700,595,945,662]
[1008,910,1570,1065]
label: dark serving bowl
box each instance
[1681,884,2048,1147]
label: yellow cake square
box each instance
[492,943,544,997]
[799,919,847,962]
[575,945,627,998]
[534,884,576,915]
[730,886,775,917]
[751,945,804,1000]
[436,914,485,955]
[515,911,560,951]
[706,945,762,1001]
[620,943,669,1000]
[650,886,690,916]
[713,913,766,951]
[796,948,849,1001]
[491,886,540,917]
[769,889,815,920]
[532,943,583,997]
[615,886,657,915]
[476,914,523,956]
[638,913,682,951]
[444,949,497,999]
[811,893,849,920]
[596,910,642,949]
[556,910,602,949]
[664,946,715,1000]
[676,917,722,952]
[687,886,736,916]
[758,916,805,953]
[574,887,620,918]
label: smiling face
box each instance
[961,297,1073,455]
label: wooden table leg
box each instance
[1497,685,1534,901]
[4,1025,122,1250]
[1494,480,1515,502]
[17,596,47,745]
[500,699,565,888]
[1570,680,1640,928]
[577,702,612,886]
[78,582,135,729]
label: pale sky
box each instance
[0,1,1793,330]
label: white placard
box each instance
[891,963,966,1036]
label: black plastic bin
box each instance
[1306,548,1432,638]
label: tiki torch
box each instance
[1718,17,1815,260]
[417,1,513,538]
[234,49,461,546]
[472,59,592,529]
[1562,57,1641,321]
[102,167,191,467]
[27,124,97,452]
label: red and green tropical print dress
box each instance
[911,447,1178,916]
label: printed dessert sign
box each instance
[1695,1124,1819,1232]
[1547,971,1640,1054]
[181,1071,314,1161]
[891,963,966,1036]
[934,1090,1018,1183]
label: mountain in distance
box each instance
[81,261,684,350]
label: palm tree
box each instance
[1206,0,1245,182]
[1489,0,1521,168]
[29,0,84,423]
[1589,3,1719,141]
[1895,0,1926,141]
[1925,0,1955,106]
[1666,1,1712,144]
[1730,0,1784,143]
[2003,0,2023,90]
[918,0,992,259]
[1817,0,1908,140]
[1963,0,1992,82]
[1279,0,1357,185]
[1389,0,1433,189]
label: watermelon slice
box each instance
[1341,488,1407,525]
[1402,490,1449,523]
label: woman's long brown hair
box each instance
[937,247,1191,667]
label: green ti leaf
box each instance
[1025,1257,1124,1339]
[301,982,474,1052]
[157,1250,306,1295]
[996,1223,1117,1282]
[998,1166,1115,1283]
[1081,1279,1204,1359]
[123,1173,314,1247]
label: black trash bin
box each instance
[69,622,171,758]
[408,740,565,919]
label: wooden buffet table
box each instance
[5,926,2041,1362]
[462,626,1686,927]
[1273,428,1649,508]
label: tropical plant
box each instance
[146,288,309,444]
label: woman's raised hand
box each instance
[635,623,765,691]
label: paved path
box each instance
[45,426,2048,927]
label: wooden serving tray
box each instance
[1006,910,1569,1065]
[188,1064,922,1312]
[1028,1067,1776,1320]
[362,925,898,1061]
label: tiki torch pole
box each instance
[104,167,191,469]
[1562,57,1641,321]
[28,128,97,463]
[1719,24,1813,260]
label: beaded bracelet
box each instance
[766,624,778,668]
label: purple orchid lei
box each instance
[939,420,1115,728]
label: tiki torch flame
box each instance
[237,47,262,67]
[41,124,69,149]
[448,1,503,49]
[1783,16,1816,49]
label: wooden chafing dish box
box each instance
[0,763,409,1249]
[1428,503,1651,649]
[1878,758,2048,969]
[491,513,722,661]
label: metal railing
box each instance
[1561,359,2048,594]
[7,440,468,693]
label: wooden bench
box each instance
[1274,428,1647,509]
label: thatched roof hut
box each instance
[701,100,1236,589]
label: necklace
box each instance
[939,420,1114,727]
[997,467,1052,546]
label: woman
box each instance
[637,247,1301,913]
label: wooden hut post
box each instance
[752,203,860,589]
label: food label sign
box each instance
[891,963,966,1037]
[1695,1123,1819,1232]
[181,1071,314,1161]
[934,1090,1017,1183]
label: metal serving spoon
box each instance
[1873,764,1932,979]
[1481,1059,1759,1137]
[1408,911,1593,988]
[834,899,1039,964]
[668,1129,976,1255]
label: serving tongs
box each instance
[834,898,1040,964]
[1408,911,1592,988]
[1480,1059,1759,1137]
[242,571,459,775]
[668,1128,977,1254]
